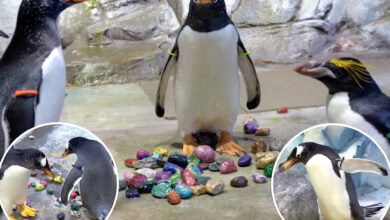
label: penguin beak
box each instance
[44,169,54,178]
[195,0,213,5]
[62,150,69,158]
[279,158,298,172]
[294,64,319,77]
[294,63,337,79]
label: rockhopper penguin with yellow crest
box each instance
[295,57,390,156]
[155,0,261,156]
[0,0,88,158]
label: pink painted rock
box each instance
[220,160,237,174]
[40,180,48,187]
[192,145,215,163]
[71,192,78,199]
[183,171,196,186]
[128,174,148,188]
[123,171,135,182]
[136,150,151,160]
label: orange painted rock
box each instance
[167,191,181,205]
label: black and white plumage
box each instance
[279,142,387,220]
[295,57,390,157]
[155,0,260,156]
[61,137,117,220]
[0,0,87,158]
[0,31,8,39]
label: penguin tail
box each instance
[363,203,384,217]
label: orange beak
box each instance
[195,0,212,4]
[62,150,69,158]
[44,169,54,178]
[279,158,297,172]
[294,65,315,76]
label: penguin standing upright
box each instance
[295,58,390,156]
[61,137,117,220]
[279,142,388,220]
[0,146,53,220]
[155,0,260,156]
[0,0,87,157]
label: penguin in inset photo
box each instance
[155,0,261,156]
[0,0,87,157]
[61,137,118,220]
[279,142,388,220]
[294,58,390,155]
[0,146,53,220]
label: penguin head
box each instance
[62,137,89,158]
[13,148,54,177]
[279,142,322,171]
[295,57,377,94]
[20,0,88,19]
[188,0,227,20]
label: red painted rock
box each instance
[219,160,237,174]
[183,171,196,186]
[124,159,137,168]
[192,145,215,163]
[136,150,151,160]
[277,106,288,114]
[167,191,181,205]
[128,174,148,188]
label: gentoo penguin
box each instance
[61,137,117,220]
[155,0,261,156]
[279,142,388,220]
[0,146,53,220]
[0,0,87,158]
[295,57,390,156]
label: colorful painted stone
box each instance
[27,183,31,189]
[30,171,37,177]
[197,164,203,173]
[174,184,192,199]
[196,176,211,185]
[192,145,215,163]
[219,160,237,174]
[264,163,274,178]
[277,106,288,114]
[209,162,220,172]
[35,184,44,191]
[255,151,279,169]
[123,171,135,182]
[230,176,248,188]
[191,185,206,196]
[70,210,81,218]
[135,168,157,179]
[128,174,148,188]
[238,154,252,167]
[137,150,151,160]
[163,162,180,174]
[205,178,225,195]
[167,190,181,205]
[169,172,182,185]
[154,171,173,182]
[54,201,61,207]
[200,162,209,170]
[243,116,258,134]
[185,163,201,179]
[252,174,267,184]
[57,212,65,220]
[75,201,83,207]
[39,180,48,187]
[71,202,81,211]
[255,128,270,136]
[124,158,137,168]
[126,187,140,199]
[132,157,159,169]
[75,196,82,201]
[138,180,157,194]
[269,139,283,152]
[182,171,196,186]
[46,189,53,195]
[71,192,78,199]
[188,156,201,165]
[54,176,62,184]
[168,154,188,168]
[151,153,162,160]
[152,182,172,198]
[153,147,169,157]
[251,138,267,154]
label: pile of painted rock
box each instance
[122,143,276,205]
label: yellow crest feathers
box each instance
[329,58,373,89]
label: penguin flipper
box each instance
[237,38,260,110]
[0,31,8,38]
[60,166,83,205]
[339,158,388,176]
[363,203,384,217]
[155,44,178,117]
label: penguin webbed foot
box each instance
[216,131,243,156]
[9,215,17,220]
[182,134,198,156]
[19,204,37,217]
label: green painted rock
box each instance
[264,163,275,178]
[35,184,44,191]
[209,162,220,172]
[169,173,181,185]
[152,182,172,198]
[188,156,201,165]
[47,189,53,195]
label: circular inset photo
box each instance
[0,123,118,220]
[272,123,390,220]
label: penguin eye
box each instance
[213,0,218,3]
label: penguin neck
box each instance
[321,78,382,96]
[185,8,230,32]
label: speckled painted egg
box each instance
[192,145,215,163]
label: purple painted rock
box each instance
[154,171,173,182]
[192,145,215,163]
[128,174,148,188]
[219,160,237,174]
[136,150,151,160]
[238,154,252,167]
[243,116,258,134]
[163,162,183,175]
[252,174,267,184]
[230,176,248,188]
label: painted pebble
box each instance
[126,187,140,199]
[163,162,182,174]
[133,157,159,169]
[219,160,237,174]
[71,202,81,211]
[264,163,274,178]
[182,171,196,186]
[138,180,157,194]
[230,176,248,188]
[71,192,78,199]
[135,168,157,179]
[255,128,270,136]
[35,184,44,191]
[169,172,181,185]
[128,174,148,188]
[196,176,211,185]
[205,178,225,195]
[167,190,181,205]
[185,163,201,179]
[152,182,172,198]
[46,189,53,195]
[136,150,151,160]
[188,156,201,165]
[54,176,62,184]
[154,171,173,182]
[252,174,267,184]
[30,171,37,177]
[192,145,215,163]
[54,201,61,207]
[153,147,169,157]
[243,116,258,134]
[251,138,267,154]
[168,154,188,168]
[209,162,220,172]
[70,210,81,218]
[255,151,279,169]
[238,154,252,167]
[191,185,206,196]
[57,212,65,220]
[277,106,288,114]
[174,184,192,199]
[124,158,137,168]
[119,180,127,191]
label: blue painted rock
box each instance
[57,212,65,220]
[252,174,267,184]
[196,176,211,185]
[126,187,140,199]
[174,184,192,199]
[230,176,248,188]
[238,154,252,167]
[163,162,183,174]
[205,178,225,195]
[192,145,215,163]
[71,202,81,211]
[209,162,220,172]
[219,160,237,174]
[168,154,188,168]
[185,163,201,179]
[138,180,157,193]
[154,171,173,181]
[152,182,172,198]
[137,150,151,160]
